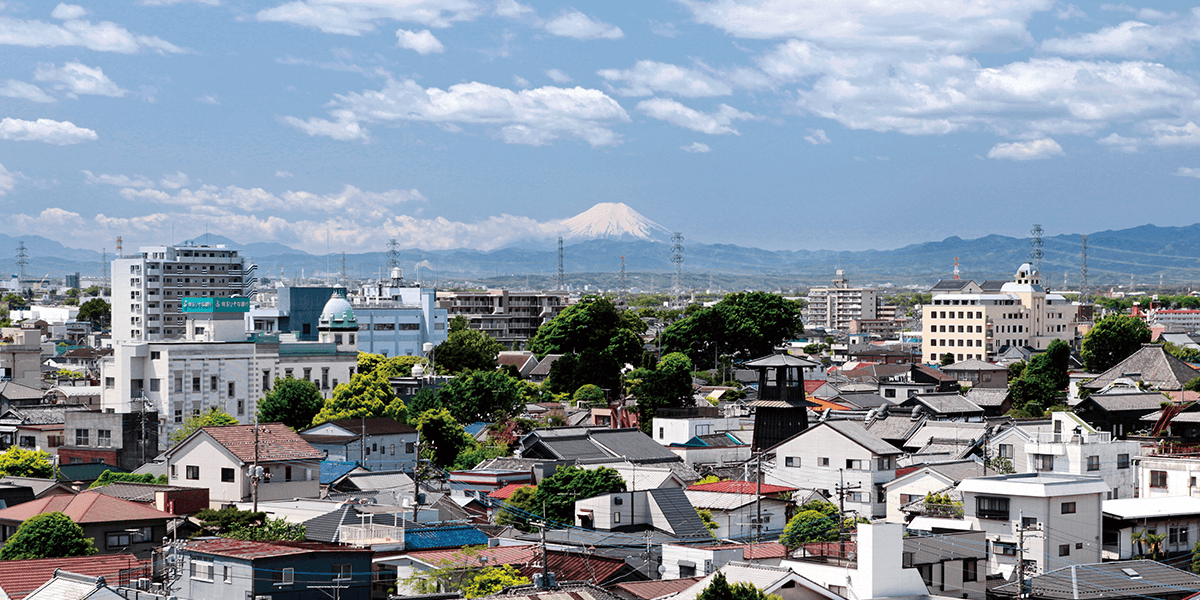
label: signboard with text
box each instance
[181,297,250,313]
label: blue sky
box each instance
[2,0,1200,254]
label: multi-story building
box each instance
[436,289,567,347]
[112,244,255,342]
[1148,309,1200,333]
[922,264,1075,364]
[354,272,447,357]
[804,270,879,331]
[1136,452,1200,499]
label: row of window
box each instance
[368,323,421,331]
[930,311,983,319]
[930,338,982,347]
[1148,470,1200,489]
[932,324,983,333]
[172,464,307,482]
[929,353,985,362]
[782,456,894,471]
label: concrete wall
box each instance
[653,417,748,446]
[1138,456,1200,499]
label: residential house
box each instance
[574,487,712,540]
[0,483,34,508]
[883,459,986,523]
[781,523,942,600]
[684,481,795,539]
[171,539,373,600]
[1102,496,1200,560]
[0,491,173,559]
[659,542,787,579]
[527,354,561,384]
[652,412,748,446]
[990,559,1200,600]
[20,570,129,600]
[1081,344,1200,392]
[0,555,149,600]
[517,427,697,482]
[0,476,76,499]
[897,393,985,422]
[668,433,752,469]
[1136,451,1200,499]
[300,418,418,472]
[940,359,1008,389]
[448,469,532,499]
[955,473,1109,578]
[964,388,1011,417]
[164,424,323,507]
[766,421,902,519]
[579,461,688,490]
[60,410,159,472]
[1074,390,1172,438]
[88,481,209,515]
[669,562,842,600]
[497,352,539,378]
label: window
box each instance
[237,400,244,416]
[1151,470,1168,488]
[171,464,177,479]
[1171,527,1189,546]
[1118,454,1130,469]
[659,427,664,439]
[150,378,161,392]
[191,561,214,581]
[18,436,34,448]
[998,444,1014,459]
[976,496,1009,520]
[210,376,218,391]
[1033,454,1054,471]
[1059,544,1070,557]
[150,351,161,360]
[406,442,415,454]
[785,457,800,467]
[175,409,183,423]
[333,564,352,581]
[322,368,329,390]
[884,389,896,398]
[75,429,89,446]
[1087,455,1100,471]
[1022,516,1038,528]
[273,568,294,586]
[285,466,292,482]
[819,457,830,466]
[174,377,183,393]
[679,564,696,577]
[994,541,1017,556]
[97,429,111,447]
[1061,502,1076,514]
[223,565,232,584]
[228,381,235,397]
[221,468,235,482]
[696,424,711,436]
[390,444,395,455]
[614,512,621,523]
[303,368,312,382]
[847,492,868,502]
[192,377,200,392]
[186,465,199,480]
[963,559,978,583]
[105,377,114,389]
[877,457,893,470]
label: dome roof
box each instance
[319,290,358,330]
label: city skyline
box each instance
[3,1,1200,253]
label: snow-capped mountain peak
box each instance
[557,202,673,242]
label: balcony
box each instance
[338,523,404,547]
[1029,431,1112,445]
[792,541,857,567]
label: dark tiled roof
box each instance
[926,460,988,482]
[931,280,974,292]
[903,393,984,415]
[1082,391,1174,412]
[965,388,1009,407]
[189,424,323,463]
[187,539,371,560]
[992,559,1200,600]
[648,487,711,538]
[89,482,197,503]
[523,428,680,464]
[529,354,562,377]
[864,408,925,444]
[822,421,901,455]
[5,406,88,424]
[335,471,415,493]
[0,382,44,401]
[324,418,417,436]
[1084,344,1200,391]
[838,392,890,409]
[979,280,1009,292]
[0,476,75,498]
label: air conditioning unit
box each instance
[136,579,150,590]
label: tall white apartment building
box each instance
[804,270,879,331]
[112,244,255,342]
[922,264,1075,363]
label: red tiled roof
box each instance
[187,539,371,560]
[0,490,175,524]
[195,424,324,463]
[687,480,797,495]
[613,577,704,600]
[693,542,788,560]
[803,380,824,394]
[407,546,629,584]
[488,483,534,500]
[0,555,147,600]
[806,398,852,412]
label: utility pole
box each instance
[1016,510,1040,600]
[251,418,261,513]
[835,469,861,556]
[755,451,763,545]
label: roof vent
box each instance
[1121,568,1141,579]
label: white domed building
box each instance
[318,290,358,352]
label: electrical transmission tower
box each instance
[670,232,684,304]
[1029,224,1044,276]
[1079,234,1088,302]
[15,242,27,290]
[386,239,399,272]
[618,256,627,306]
[557,237,565,291]
[339,252,347,286]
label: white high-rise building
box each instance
[804,270,879,331]
[112,244,255,342]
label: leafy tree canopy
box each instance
[627,352,694,433]
[0,512,97,560]
[1185,377,1200,392]
[533,465,625,525]
[779,500,841,548]
[529,296,644,363]
[696,572,782,600]
[436,369,525,423]
[1082,315,1151,373]
[661,292,802,369]
[88,471,166,488]
[0,446,53,478]
[258,376,324,431]
[496,485,538,531]
[572,383,606,406]
[77,298,111,328]
[311,370,406,427]
[195,508,267,537]
[414,408,474,469]
[170,407,237,444]
[435,326,503,375]
[544,349,621,396]
[1009,339,1071,417]
[403,546,531,598]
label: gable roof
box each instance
[1083,344,1200,391]
[991,559,1200,600]
[1078,391,1173,413]
[170,424,323,464]
[686,480,796,495]
[612,577,704,600]
[520,428,681,464]
[320,418,417,436]
[942,359,1006,372]
[821,420,902,455]
[965,387,1010,407]
[0,556,147,600]
[0,382,44,402]
[185,538,371,560]
[0,491,174,524]
[333,470,415,493]
[901,392,984,415]
[904,421,987,451]
[528,354,562,377]
[0,476,77,498]
[648,487,712,538]
[89,482,199,503]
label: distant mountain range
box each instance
[4,205,1200,289]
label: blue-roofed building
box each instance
[464,422,489,439]
[402,525,489,551]
[320,460,362,486]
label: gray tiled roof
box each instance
[1083,344,1200,391]
[863,409,925,444]
[942,359,1007,372]
[904,393,984,415]
[1082,391,1173,412]
[931,280,974,291]
[965,388,1009,407]
[991,559,1200,600]
[528,354,562,377]
[648,487,711,539]
[926,459,988,482]
[838,392,890,409]
[904,421,987,450]
[823,420,902,455]
[522,428,681,464]
[303,505,413,543]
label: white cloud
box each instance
[681,142,711,153]
[122,183,426,220]
[1056,4,1086,19]
[256,0,482,36]
[513,75,529,88]
[1175,167,1200,179]
[1097,132,1140,152]
[196,94,220,105]
[637,99,755,135]
[986,138,1064,160]
[0,163,17,195]
[545,10,622,39]
[0,117,97,144]
[546,69,571,83]
[804,128,830,145]
[276,170,295,178]
[160,172,190,189]
[12,207,85,229]
[0,80,55,103]
[396,28,444,54]
[34,62,126,97]
[141,0,220,5]
[284,78,630,147]
[1039,16,1200,59]
[494,0,533,18]
[0,5,183,53]
[83,170,156,188]
[1146,121,1200,146]
[683,0,1048,53]
[598,60,732,97]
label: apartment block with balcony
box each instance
[804,270,879,331]
[436,289,567,347]
[922,264,1075,364]
[112,244,255,342]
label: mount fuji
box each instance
[555,202,673,242]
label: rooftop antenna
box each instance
[1030,224,1044,277]
[557,237,565,291]
[953,257,960,280]
[1079,234,1088,302]
[116,236,123,257]
[670,232,684,306]
[15,242,28,290]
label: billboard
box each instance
[181,297,250,313]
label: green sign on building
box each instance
[181,297,250,313]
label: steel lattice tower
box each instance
[670,232,684,302]
[557,237,565,291]
[15,242,27,289]
[1030,224,1044,276]
[619,256,626,305]
[1079,234,1088,302]
[386,239,400,271]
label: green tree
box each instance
[495,485,538,531]
[169,407,238,444]
[451,440,510,472]
[223,518,306,541]
[435,326,503,374]
[1082,315,1152,373]
[414,408,474,468]
[195,508,267,537]
[77,298,111,329]
[88,471,166,488]
[1191,539,1200,573]
[1163,341,1200,362]
[405,387,443,422]
[940,352,955,366]
[1185,377,1200,392]
[780,500,840,548]
[697,508,719,536]
[258,376,324,431]
[374,355,430,379]
[357,352,386,376]
[311,370,402,426]
[0,512,97,560]
[1009,339,1071,416]
[695,572,781,600]
[436,369,525,423]
[627,352,694,432]
[1,294,28,309]
[572,383,606,406]
[533,465,625,525]
[403,546,531,597]
[661,292,802,369]
[544,349,621,396]
[529,296,644,363]
[0,446,53,478]
[461,565,530,598]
